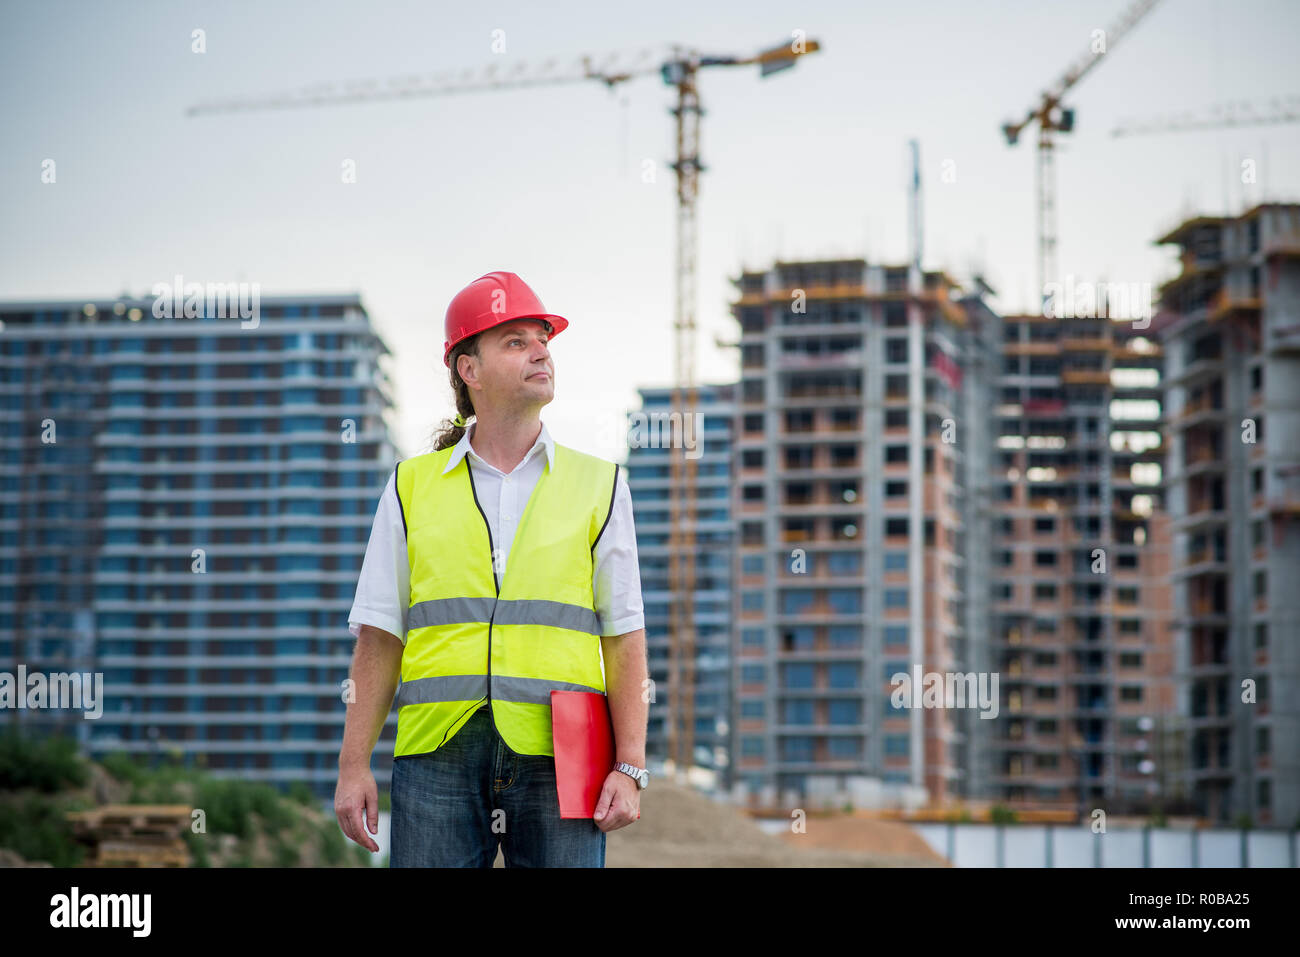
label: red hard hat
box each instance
[443,271,569,367]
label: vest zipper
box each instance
[465,465,497,720]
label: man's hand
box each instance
[335,764,380,852]
[593,769,641,832]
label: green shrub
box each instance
[320,818,345,866]
[0,732,88,792]
[99,751,149,790]
[183,829,210,868]
[272,833,299,868]
[0,794,84,867]
[990,803,1018,825]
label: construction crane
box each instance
[1000,0,1162,301]
[1111,96,1300,137]
[188,38,821,778]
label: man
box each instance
[335,270,649,868]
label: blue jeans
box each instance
[389,704,605,867]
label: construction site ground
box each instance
[494,778,950,867]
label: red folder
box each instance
[551,690,615,818]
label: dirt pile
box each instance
[599,780,948,867]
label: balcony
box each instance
[1061,336,1110,352]
[1268,467,1300,517]
[778,349,865,370]
[771,282,865,302]
[1209,288,1262,323]
[1268,320,1300,356]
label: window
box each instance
[741,736,764,757]
[743,413,763,433]
[831,408,858,430]
[884,551,907,572]
[742,485,764,502]
[829,626,860,647]
[780,663,815,689]
[829,700,860,725]
[740,665,767,686]
[780,590,814,615]
[884,589,908,609]
[741,591,764,611]
[828,662,859,689]
[781,699,815,725]
[885,518,909,537]
[785,409,814,432]
[883,625,908,647]
[885,445,908,464]
[828,589,862,614]
[1119,686,1143,702]
[1034,517,1055,533]
[829,737,860,759]
[884,735,909,756]
[742,555,764,574]
[830,445,856,467]
[826,552,861,575]
[781,737,814,762]
[884,409,908,429]
[1034,551,1057,567]
[1034,583,1057,600]
[742,449,764,468]
[885,338,908,363]
[740,700,765,719]
[885,480,907,498]
[782,627,815,651]
[741,628,765,647]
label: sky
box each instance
[2,0,1298,461]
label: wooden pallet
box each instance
[66,805,193,867]
[90,841,191,868]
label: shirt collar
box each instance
[442,419,555,476]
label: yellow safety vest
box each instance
[392,441,619,758]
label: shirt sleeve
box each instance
[348,468,411,644]
[593,465,645,637]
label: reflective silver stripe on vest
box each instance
[396,674,487,707]
[396,675,602,708]
[491,599,600,636]
[492,676,604,705]
[407,597,497,629]
[407,597,601,636]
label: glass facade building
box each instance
[0,294,395,798]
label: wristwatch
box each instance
[614,761,649,790]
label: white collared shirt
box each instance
[348,420,645,644]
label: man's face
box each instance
[467,318,554,408]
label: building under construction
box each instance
[626,383,735,774]
[1154,202,1300,827]
[725,258,1001,807]
[989,304,1176,813]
